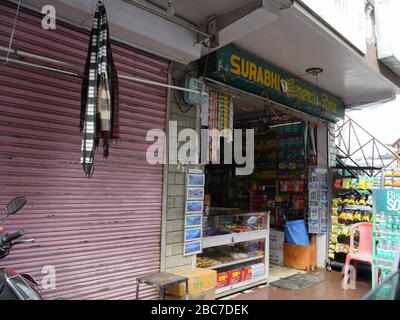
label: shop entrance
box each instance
[205,108,309,230]
[197,81,320,298]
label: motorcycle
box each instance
[0,196,44,300]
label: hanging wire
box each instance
[80,0,98,26]
[1,0,22,66]
[172,78,191,113]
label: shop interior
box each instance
[196,83,320,297]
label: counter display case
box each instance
[199,209,270,298]
[203,209,267,237]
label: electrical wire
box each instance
[172,78,192,113]
[1,0,22,66]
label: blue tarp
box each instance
[284,219,310,246]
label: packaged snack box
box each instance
[240,267,252,282]
[228,269,241,285]
[216,272,229,288]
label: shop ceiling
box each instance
[9,0,400,109]
[146,0,400,108]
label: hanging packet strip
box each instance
[229,97,234,142]
[219,92,225,131]
[208,90,220,162]
[201,94,209,127]
[224,95,229,132]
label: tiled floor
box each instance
[226,266,371,300]
[268,264,306,282]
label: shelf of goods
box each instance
[382,168,400,189]
[329,178,374,266]
[249,177,306,229]
[199,215,269,298]
[251,123,306,230]
[373,170,400,286]
[372,190,400,290]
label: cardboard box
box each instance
[269,230,284,250]
[228,269,241,285]
[165,287,215,300]
[166,268,217,297]
[269,248,284,266]
[283,238,316,271]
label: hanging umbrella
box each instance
[80,0,119,177]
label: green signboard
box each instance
[373,189,400,214]
[202,45,345,123]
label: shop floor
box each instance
[269,272,325,290]
[268,264,306,283]
[230,270,371,300]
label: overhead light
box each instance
[306,67,324,76]
[269,121,302,128]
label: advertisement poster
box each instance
[187,174,205,186]
[184,228,202,242]
[185,214,202,228]
[186,187,205,200]
[185,201,204,214]
[183,241,202,256]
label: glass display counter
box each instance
[203,208,267,237]
[199,208,270,298]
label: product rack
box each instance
[200,215,270,298]
[370,169,400,290]
[251,122,307,229]
[327,167,376,270]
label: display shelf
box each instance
[277,133,304,139]
[276,177,306,181]
[371,188,400,288]
[374,264,392,271]
[215,276,268,298]
[373,230,400,236]
[341,205,373,211]
[277,146,304,151]
[202,230,268,249]
[201,213,269,298]
[277,191,305,194]
[205,255,264,270]
[374,257,396,264]
[276,158,305,162]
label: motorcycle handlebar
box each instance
[3,230,25,244]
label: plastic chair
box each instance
[343,222,378,287]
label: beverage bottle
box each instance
[375,212,380,226]
[387,214,393,231]
[380,213,387,230]
[377,241,383,258]
[386,240,392,261]
[394,215,400,230]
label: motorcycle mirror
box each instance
[5,196,27,215]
